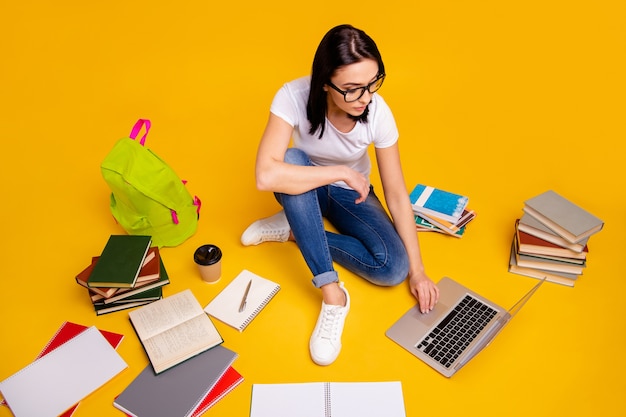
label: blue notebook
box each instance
[410,184,469,223]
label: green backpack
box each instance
[101,119,201,247]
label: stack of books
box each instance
[508,190,604,287]
[75,235,170,315]
[410,184,476,238]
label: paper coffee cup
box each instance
[194,244,222,283]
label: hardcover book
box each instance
[75,260,118,298]
[515,220,588,260]
[100,286,163,304]
[513,238,585,275]
[92,287,163,316]
[514,250,585,266]
[128,289,223,374]
[508,243,578,287]
[93,299,157,316]
[523,190,603,243]
[135,247,160,284]
[414,215,466,237]
[518,214,589,253]
[102,258,169,304]
[409,184,469,223]
[87,235,152,288]
[414,225,440,233]
[418,208,476,234]
[76,248,159,298]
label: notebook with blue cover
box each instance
[409,184,469,223]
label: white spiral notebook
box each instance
[249,381,406,417]
[204,269,280,331]
[0,326,127,417]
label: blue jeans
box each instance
[275,148,409,288]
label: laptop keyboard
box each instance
[415,294,498,368]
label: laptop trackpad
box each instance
[417,301,451,327]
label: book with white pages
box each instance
[0,326,127,417]
[518,213,589,253]
[409,184,469,224]
[204,269,280,332]
[129,289,223,374]
[523,190,603,244]
[249,381,406,417]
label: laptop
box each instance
[386,276,544,377]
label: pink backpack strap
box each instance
[168,187,201,225]
[129,119,151,146]
[181,180,202,215]
[171,210,179,225]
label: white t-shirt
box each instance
[270,76,399,189]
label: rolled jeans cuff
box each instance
[311,271,339,288]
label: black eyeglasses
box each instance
[327,73,386,103]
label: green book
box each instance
[94,287,163,307]
[102,258,170,304]
[87,235,152,288]
[93,299,157,316]
[414,215,465,237]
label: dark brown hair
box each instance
[307,24,385,138]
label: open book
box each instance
[129,289,223,374]
[250,381,406,417]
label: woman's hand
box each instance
[343,167,370,204]
[409,270,440,314]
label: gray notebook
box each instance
[114,345,237,417]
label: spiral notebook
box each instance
[0,326,127,417]
[249,381,406,417]
[204,269,280,331]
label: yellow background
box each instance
[1,1,625,416]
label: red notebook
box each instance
[191,366,244,417]
[0,322,124,416]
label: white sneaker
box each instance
[309,282,350,366]
[241,210,291,246]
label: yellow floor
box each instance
[1,1,625,416]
